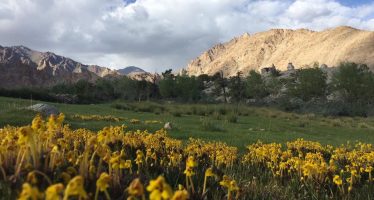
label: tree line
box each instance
[1,62,374,116]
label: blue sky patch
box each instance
[124,0,136,4]
[338,0,372,6]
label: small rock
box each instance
[164,122,172,130]
[27,103,60,116]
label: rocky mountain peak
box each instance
[0,45,120,88]
[185,26,374,77]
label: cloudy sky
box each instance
[0,0,374,72]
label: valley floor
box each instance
[1,96,374,151]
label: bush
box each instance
[171,110,182,117]
[111,103,130,110]
[212,111,223,120]
[200,118,225,132]
[191,106,198,115]
[358,122,371,129]
[297,121,309,128]
[153,108,162,115]
[321,102,368,117]
[330,119,343,127]
[218,107,228,115]
[277,96,303,112]
[0,87,57,103]
[226,114,238,123]
[238,107,252,116]
[197,109,207,116]
[206,107,215,115]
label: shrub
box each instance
[153,108,162,115]
[358,122,371,129]
[197,109,207,116]
[200,118,224,132]
[111,103,130,110]
[331,119,343,127]
[297,121,309,128]
[171,110,182,117]
[191,106,198,115]
[212,111,223,120]
[226,114,238,123]
[218,107,228,115]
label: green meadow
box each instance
[1,96,374,151]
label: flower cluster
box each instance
[71,114,125,122]
[2,114,373,199]
[185,138,238,167]
[144,120,163,125]
[243,139,374,194]
[0,114,239,200]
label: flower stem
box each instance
[203,175,207,194]
[104,189,111,200]
[94,188,99,200]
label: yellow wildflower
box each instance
[45,184,64,200]
[31,114,44,131]
[63,176,87,200]
[184,156,197,177]
[47,115,57,131]
[219,175,231,188]
[95,173,111,200]
[121,160,132,169]
[147,176,173,200]
[18,183,42,200]
[203,168,216,193]
[135,150,145,165]
[26,171,38,185]
[51,145,59,154]
[220,176,239,200]
[96,173,111,192]
[18,126,33,145]
[171,189,189,200]
[186,156,197,168]
[127,178,144,197]
[130,119,141,124]
[229,180,239,192]
[205,168,215,177]
[57,113,65,126]
[333,175,343,186]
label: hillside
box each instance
[185,26,374,77]
[0,46,118,88]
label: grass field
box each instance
[2,96,374,199]
[1,96,374,151]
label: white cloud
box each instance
[0,0,373,72]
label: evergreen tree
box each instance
[331,62,374,104]
[212,71,228,103]
[159,69,176,99]
[245,70,268,100]
[229,71,245,103]
[289,67,327,101]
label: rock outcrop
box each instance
[27,103,59,116]
[87,65,119,77]
[185,26,374,77]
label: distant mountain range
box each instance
[0,45,149,88]
[3,26,374,88]
[117,66,146,75]
[185,26,374,77]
